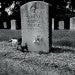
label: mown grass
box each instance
[0,41,75,75]
[52,30,75,47]
[0,29,75,47]
[0,29,75,75]
[0,29,21,41]
[0,42,75,75]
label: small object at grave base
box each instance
[21,43,29,52]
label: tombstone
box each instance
[20,1,52,52]
[59,21,64,29]
[52,18,54,30]
[70,17,75,30]
[11,19,16,30]
[3,22,7,29]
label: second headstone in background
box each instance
[3,22,7,29]
[11,19,16,30]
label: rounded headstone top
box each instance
[21,1,49,9]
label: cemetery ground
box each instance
[0,29,75,75]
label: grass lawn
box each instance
[1,29,75,51]
[0,29,75,75]
[0,41,75,75]
[0,29,75,47]
[0,29,21,41]
[52,30,75,47]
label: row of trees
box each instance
[0,0,74,21]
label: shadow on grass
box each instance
[50,47,75,54]
[21,47,75,55]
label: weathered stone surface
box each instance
[70,17,75,30]
[11,19,16,30]
[20,1,51,52]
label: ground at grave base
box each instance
[0,41,75,75]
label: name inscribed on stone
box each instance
[26,5,42,30]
